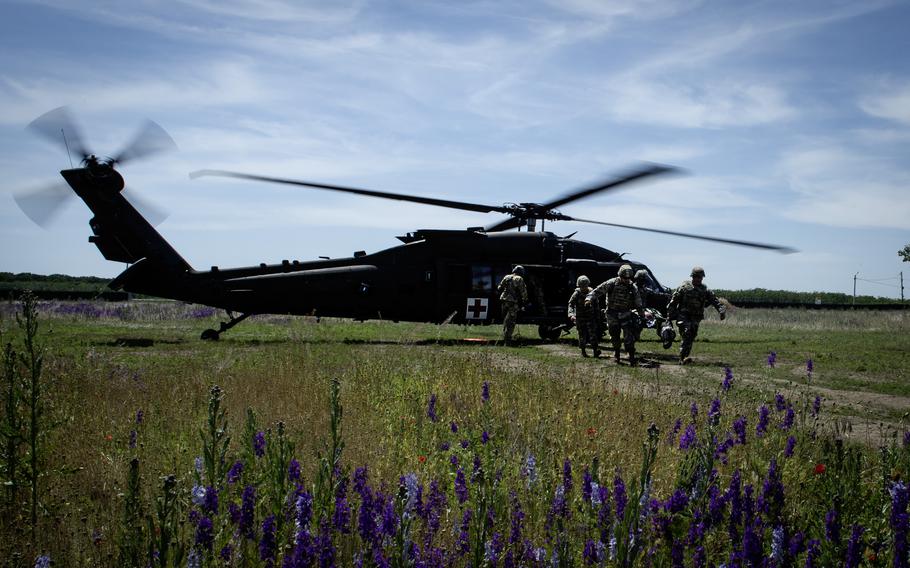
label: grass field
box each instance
[0,299,908,566]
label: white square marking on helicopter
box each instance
[465,298,489,320]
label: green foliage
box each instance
[715,287,902,305]
[900,244,910,263]
[199,385,230,489]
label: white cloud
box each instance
[779,146,910,230]
[859,80,910,126]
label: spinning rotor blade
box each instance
[27,106,91,161]
[190,169,512,214]
[123,187,169,226]
[566,216,797,253]
[483,163,679,232]
[112,119,178,165]
[13,182,74,227]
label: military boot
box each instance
[581,348,589,358]
[593,346,601,358]
[613,349,621,363]
[628,349,638,367]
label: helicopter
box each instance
[16,108,795,341]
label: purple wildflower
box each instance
[317,520,336,568]
[890,481,908,568]
[825,508,841,544]
[521,454,537,487]
[240,485,256,539]
[785,435,797,457]
[296,491,313,532]
[562,458,573,494]
[805,539,821,567]
[253,431,266,458]
[135,409,143,424]
[34,555,51,568]
[128,430,137,449]
[767,351,777,368]
[227,460,243,484]
[774,392,786,411]
[455,468,468,504]
[690,401,698,420]
[845,524,864,568]
[482,430,489,444]
[788,530,805,558]
[259,515,277,566]
[509,491,524,544]
[202,485,218,515]
[195,516,214,552]
[679,424,697,450]
[450,421,458,433]
[191,484,206,506]
[288,458,301,482]
[219,544,233,562]
[904,430,910,449]
[733,415,747,445]
[485,532,503,565]
[708,398,721,425]
[666,489,688,514]
[666,418,683,445]
[457,509,472,555]
[812,396,822,417]
[614,472,628,520]
[807,358,814,377]
[334,496,351,533]
[427,393,438,422]
[770,525,785,565]
[756,405,770,437]
[582,468,593,503]
[481,381,490,403]
[460,439,469,449]
[781,405,795,430]
[450,454,459,468]
[439,441,450,451]
[722,367,734,391]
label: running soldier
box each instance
[587,264,643,365]
[497,265,528,344]
[666,266,726,364]
[568,275,600,358]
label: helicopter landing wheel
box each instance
[201,328,220,341]
[538,325,562,342]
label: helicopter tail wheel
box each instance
[538,324,563,342]
[201,328,220,341]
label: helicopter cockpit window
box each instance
[471,265,493,294]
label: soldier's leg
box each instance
[502,303,517,341]
[677,319,696,362]
[588,320,601,357]
[608,323,621,361]
[578,323,589,356]
[623,321,638,365]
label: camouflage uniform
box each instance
[666,266,725,363]
[568,276,600,357]
[588,265,643,363]
[497,267,528,343]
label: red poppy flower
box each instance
[814,463,826,475]
[418,455,427,464]
[586,427,597,438]
[105,434,113,442]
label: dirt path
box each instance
[460,342,907,447]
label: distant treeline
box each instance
[1,273,905,306]
[714,288,903,306]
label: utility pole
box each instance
[901,271,905,302]
[853,272,858,305]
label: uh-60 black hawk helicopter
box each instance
[17,108,794,341]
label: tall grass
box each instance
[0,300,908,566]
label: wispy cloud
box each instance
[859,79,910,126]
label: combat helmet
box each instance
[512,265,525,276]
[618,264,634,278]
[690,266,706,278]
[634,269,648,281]
[576,275,590,288]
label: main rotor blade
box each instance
[483,163,679,233]
[112,120,178,165]
[541,163,680,211]
[123,186,169,227]
[190,169,512,214]
[567,216,797,253]
[13,182,74,227]
[28,106,91,161]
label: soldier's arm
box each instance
[633,285,644,311]
[568,291,578,319]
[707,289,726,318]
[520,281,529,304]
[666,288,680,319]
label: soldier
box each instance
[587,264,643,365]
[497,265,528,344]
[666,266,726,364]
[568,275,600,358]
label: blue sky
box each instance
[2,0,909,297]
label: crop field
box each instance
[1,297,909,567]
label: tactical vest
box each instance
[602,278,639,311]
